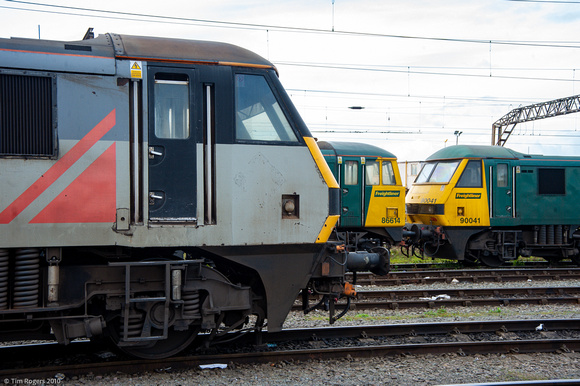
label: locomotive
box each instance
[319,141,406,275]
[405,145,580,267]
[0,32,375,358]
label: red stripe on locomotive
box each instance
[30,143,117,223]
[0,110,116,224]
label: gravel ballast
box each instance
[71,351,580,385]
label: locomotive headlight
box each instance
[387,208,398,218]
[284,199,295,213]
[282,194,300,219]
[457,207,464,216]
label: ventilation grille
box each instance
[0,74,54,157]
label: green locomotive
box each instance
[405,145,580,266]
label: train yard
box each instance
[1,30,580,385]
[2,265,580,384]
[0,5,580,385]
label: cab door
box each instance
[492,162,514,219]
[147,67,197,222]
[340,158,363,227]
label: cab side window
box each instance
[538,168,565,195]
[382,161,396,185]
[415,163,435,183]
[365,161,380,186]
[457,160,482,188]
[235,74,298,143]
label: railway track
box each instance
[391,260,578,271]
[2,318,579,380]
[295,286,580,311]
[348,268,580,286]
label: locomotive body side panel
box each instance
[0,47,333,248]
[218,144,329,245]
[509,160,580,225]
[485,158,580,227]
[0,65,130,246]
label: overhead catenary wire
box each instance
[2,1,579,92]
[286,87,564,106]
[276,61,580,83]
[506,0,580,3]
[3,0,580,49]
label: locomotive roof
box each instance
[318,141,397,159]
[109,34,274,68]
[0,32,274,70]
[426,145,525,161]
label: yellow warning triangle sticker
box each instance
[131,62,141,70]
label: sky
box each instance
[1,0,580,161]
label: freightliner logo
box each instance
[455,192,481,199]
[374,190,400,197]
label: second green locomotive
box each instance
[405,145,580,266]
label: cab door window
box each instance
[344,161,358,185]
[497,163,508,187]
[154,74,190,139]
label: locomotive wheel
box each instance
[544,256,563,265]
[462,250,479,266]
[461,256,479,267]
[117,328,200,359]
[109,313,200,359]
[478,251,504,267]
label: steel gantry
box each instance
[492,94,580,146]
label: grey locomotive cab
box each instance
[0,31,383,358]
